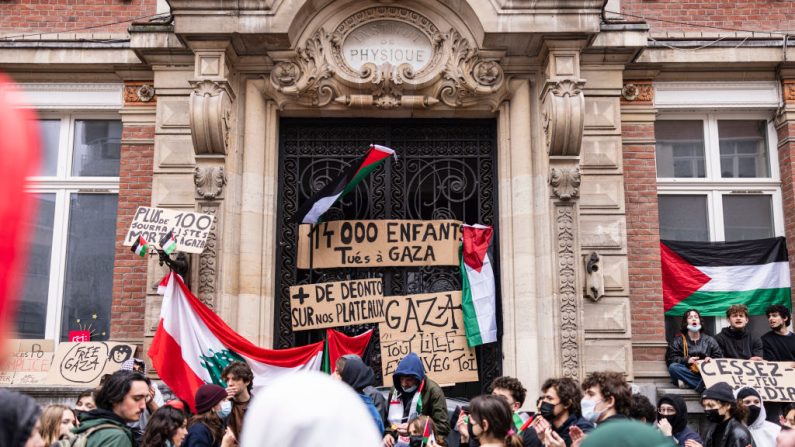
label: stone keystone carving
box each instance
[541,79,585,157]
[549,167,581,201]
[189,80,234,155]
[264,6,508,110]
[194,166,227,200]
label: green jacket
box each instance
[71,410,134,447]
[419,377,450,438]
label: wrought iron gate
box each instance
[275,118,501,396]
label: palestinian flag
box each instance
[460,224,497,346]
[662,237,791,316]
[320,328,373,374]
[292,144,396,224]
[131,236,149,258]
[149,272,325,411]
[160,230,177,255]
[421,417,435,446]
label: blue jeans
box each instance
[668,362,705,392]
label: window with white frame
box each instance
[656,112,783,341]
[17,113,121,342]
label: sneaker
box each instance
[677,380,688,389]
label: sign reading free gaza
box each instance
[123,206,215,254]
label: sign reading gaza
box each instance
[124,206,214,254]
[289,278,385,331]
[379,290,478,385]
[700,358,795,402]
[297,220,462,269]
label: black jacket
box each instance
[704,417,756,447]
[666,332,723,366]
[714,327,763,360]
[524,414,595,447]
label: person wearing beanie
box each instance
[183,384,236,447]
[697,382,755,447]
[735,387,779,447]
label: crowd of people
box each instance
[4,302,795,447]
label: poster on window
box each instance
[379,291,478,385]
[123,206,215,254]
[0,339,54,385]
[46,341,136,386]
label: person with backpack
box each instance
[66,370,150,447]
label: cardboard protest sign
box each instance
[297,220,463,269]
[0,339,54,385]
[123,206,214,254]
[379,290,478,385]
[290,278,386,331]
[46,342,135,386]
[700,358,795,402]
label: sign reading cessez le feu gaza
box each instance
[123,206,215,254]
[297,220,462,269]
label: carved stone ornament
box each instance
[556,205,582,379]
[123,82,156,105]
[621,81,654,103]
[549,167,581,201]
[194,166,227,200]
[197,204,219,309]
[189,80,234,155]
[541,79,585,157]
[264,6,508,111]
[783,80,795,104]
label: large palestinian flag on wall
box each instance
[661,237,791,316]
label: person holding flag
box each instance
[384,353,450,447]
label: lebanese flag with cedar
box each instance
[661,237,791,316]
[149,272,324,410]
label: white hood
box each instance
[239,371,382,447]
[734,386,781,447]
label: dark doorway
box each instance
[274,118,502,398]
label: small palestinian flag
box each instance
[160,230,177,255]
[292,144,396,224]
[662,237,791,316]
[421,417,435,446]
[131,236,149,258]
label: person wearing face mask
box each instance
[666,308,723,392]
[183,384,237,447]
[689,382,754,447]
[735,387,779,447]
[524,378,594,447]
[579,371,631,427]
[714,304,763,361]
[655,394,701,447]
[457,376,537,447]
[383,353,450,447]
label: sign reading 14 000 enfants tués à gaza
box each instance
[297,220,462,269]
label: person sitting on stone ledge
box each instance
[665,308,722,392]
[714,304,763,361]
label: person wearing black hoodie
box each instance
[383,352,450,447]
[342,354,388,425]
[0,389,44,447]
[335,354,384,435]
[713,304,763,360]
[655,394,701,447]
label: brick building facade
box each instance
[2,0,795,406]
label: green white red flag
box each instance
[460,224,497,346]
[662,237,791,316]
[292,144,395,224]
[159,230,177,255]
